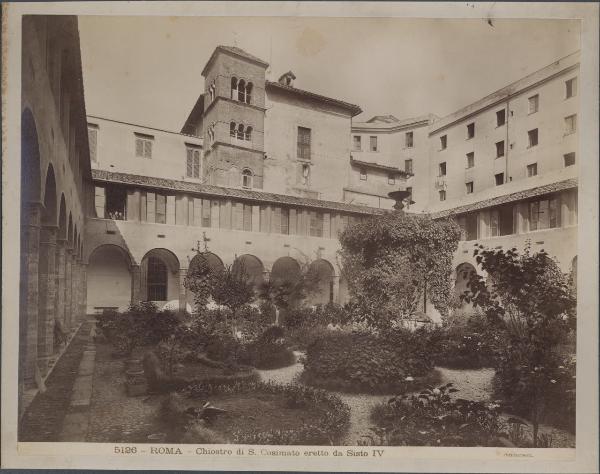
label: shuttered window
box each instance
[135,134,153,158]
[309,211,324,237]
[186,147,201,178]
[88,125,98,163]
[155,194,166,224]
[297,127,311,160]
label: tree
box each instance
[184,253,218,313]
[211,259,255,332]
[338,211,460,329]
[462,243,576,446]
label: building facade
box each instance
[20,15,93,413]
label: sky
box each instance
[79,16,580,132]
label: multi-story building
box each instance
[19,15,93,414]
[349,114,434,211]
[425,52,579,301]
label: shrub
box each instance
[367,383,508,447]
[285,325,328,351]
[187,381,350,445]
[303,329,435,393]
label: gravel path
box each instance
[436,366,495,401]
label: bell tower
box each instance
[201,46,269,189]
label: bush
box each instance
[244,327,296,370]
[367,383,508,447]
[187,381,350,445]
[285,325,329,351]
[302,328,435,393]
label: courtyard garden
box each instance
[22,210,577,448]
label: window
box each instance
[490,205,515,237]
[566,77,577,98]
[405,131,414,148]
[527,163,538,177]
[245,82,253,104]
[564,152,576,167]
[135,134,153,158]
[406,187,413,204]
[528,94,539,114]
[105,185,127,220]
[297,127,311,160]
[466,181,474,194]
[237,79,246,102]
[466,123,475,139]
[369,136,378,152]
[309,211,324,237]
[245,126,253,141]
[496,109,506,127]
[495,173,504,186]
[440,135,447,150]
[237,123,244,140]
[466,152,474,169]
[88,124,98,163]
[230,122,236,138]
[564,114,577,135]
[465,213,478,240]
[387,174,395,185]
[496,140,505,158]
[405,159,413,174]
[281,208,290,235]
[209,80,216,102]
[438,162,447,176]
[147,257,167,301]
[359,168,367,181]
[186,146,201,178]
[528,129,538,148]
[201,199,212,227]
[241,169,253,188]
[353,136,361,151]
[529,197,559,231]
[300,163,310,185]
[155,194,166,224]
[439,190,446,201]
[231,77,238,99]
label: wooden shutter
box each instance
[232,202,244,231]
[186,149,193,177]
[144,140,153,158]
[88,128,98,163]
[271,207,281,233]
[147,192,156,222]
[243,204,252,231]
[193,150,200,178]
[140,192,147,222]
[94,186,105,218]
[289,209,297,235]
[135,138,144,157]
[166,196,176,224]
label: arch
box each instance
[189,251,224,276]
[245,82,253,104]
[233,254,264,288]
[21,108,42,205]
[237,123,245,140]
[237,79,246,102]
[244,126,253,141]
[87,244,134,313]
[58,195,67,240]
[42,164,57,226]
[307,259,335,305]
[230,77,238,99]
[241,168,253,189]
[271,257,301,286]
[230,121,237,137]
[140,248,180,303]
[454,262,477,301]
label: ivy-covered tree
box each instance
[211,260,255,331]
[184,253,218,313]
[462,243,576,446]
[338,211,460,329]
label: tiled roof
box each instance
[217,46,269,67]
[367,115,399,123]
[430,178,578,218]
[92,169,386,216]
[352,113,435,131]
[266,81,362,117]
[181,94,205,135]
[350,157,411,177]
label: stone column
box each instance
[131,264,141,304]
[73,257,82,324]
[20,202,42,388]
[178,268,188,312]
[70,253,79,326]
[64,248,73,331]
[37,225,58,375]
[332,275,340,304]
[80,262,88,317]
[55,238,67,330]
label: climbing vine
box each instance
[338,211,460,328]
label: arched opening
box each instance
[307,259,335,305]
[189,251,224,275]
[271,257,301,287]
[230,77,238,99]
[230,121,236,138]
[140,248,180,305]
[233,254,264,289]
[67,213,73,249]
[245,82,253,104]
[241,168,253,189]
[244,126,253,142]
[238,79,246,102]
[87,245,133,313]
[237,123,244,140]
[20,108,42,388]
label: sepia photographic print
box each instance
[2,2,598,472]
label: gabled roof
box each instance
[367,115,399,123]
[430,178,577,218]
[266,81,362,117]
[201,45,269,76]
[353,113,435,132]
[92,169,386,216]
